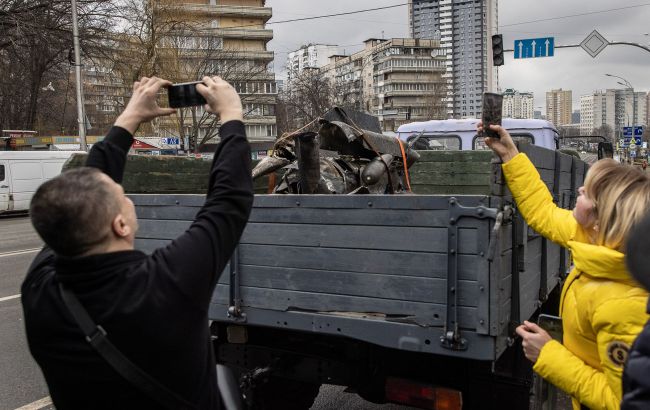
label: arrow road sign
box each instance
[514,37,555,59]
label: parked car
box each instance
[0,151,77,213]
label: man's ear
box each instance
[111,213,132,238]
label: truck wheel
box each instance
[250,377,320,410]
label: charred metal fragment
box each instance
[296,132,321,194]
[255,108,419,195]
[251,156,290,180]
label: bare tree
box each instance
[105,0,273,152]
[0,0,115,132]
[279,69,343,132]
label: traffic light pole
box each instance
[486,0,496,92]
[503,41,650,54]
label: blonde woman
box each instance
[481,123,650,410]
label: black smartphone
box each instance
[537,314,563,342]
[167,81,207,109]
[481,92,503,139]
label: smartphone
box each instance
[537,314,563,342]
[167,81,207,108]
[481,92,503,139]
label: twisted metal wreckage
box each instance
[252,108,420,195]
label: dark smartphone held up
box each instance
[167,81,207,109]
[537,314,563,342]
[481,92,503,139]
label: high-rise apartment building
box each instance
[83,0,277,147]
[580,89,647,136]
[320,38,447,132]
[502,88,534,119]
[546,89,572,127]
[408,0,498,119]
[287,44,338,83]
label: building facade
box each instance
[408,0,498,119]
[320,38,447,132]
[82,0,277,149]
[580,89,648,137]
[502,88,534,119]
[546,89,572,127]
[287,44,338,83]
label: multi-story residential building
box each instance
[408,0,498,119]
[287,44,338,83]
[502,88,534,119]
[546,89,572,127]
[580,89,647,136]
[579,95,593,135]
[320,38,447,132]
[83,0,277,149]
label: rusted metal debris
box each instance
[252,107,419,194]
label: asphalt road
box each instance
[0,216,412,410]
[0,215,52,410]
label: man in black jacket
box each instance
[622,211,650,410]
[22,76,253,409]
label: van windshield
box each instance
[473,133,535,150]
[408,135,462,150]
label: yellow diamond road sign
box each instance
[581,30,609,58]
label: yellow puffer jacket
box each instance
[502,153,649,410]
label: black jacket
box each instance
[622,300,650,410]
[21,121,253,409]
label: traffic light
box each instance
[491,34,504,66]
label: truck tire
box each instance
[249,377,320,410]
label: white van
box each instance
[397,118,559,151]
[0,151,78,213]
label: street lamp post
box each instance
[71,0,88,151]
[605,73,636,126]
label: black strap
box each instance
[58,284,196,410]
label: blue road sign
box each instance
[162,137,180,145]
[623,127,633,137]
[622,126,643,146]
[514,37,555,59]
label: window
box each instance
[0,164,4,182]
[473,133,534,150]
[408,135,462,150]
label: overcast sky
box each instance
[266,0,650,111]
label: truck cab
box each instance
[396,118,559,151]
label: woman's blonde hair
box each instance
[584,159,650,251]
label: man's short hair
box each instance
[30,167,119,257]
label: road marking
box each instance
[0,248,41,258]
[14,396,52,410]
[0,294,20,302]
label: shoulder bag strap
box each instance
[58,283,196,410]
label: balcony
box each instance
[218,27,273,42]
[170,4,272,22]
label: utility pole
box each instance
[71,0,88,151]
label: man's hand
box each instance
[115,77,176,135]
[516,320,553,363]
[196,76,243,124]
[477,122,519,163]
